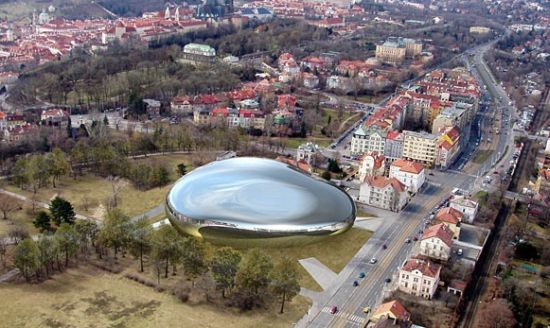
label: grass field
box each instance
[284,137,332,149]
[472,149,493,164]
[3,154,194,219]
[0,197,38,235]
[260,228,372,292]
[0,265,310,328]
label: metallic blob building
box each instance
[166,157,356,244]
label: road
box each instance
[300,31,518,328]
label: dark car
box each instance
[382,244,387,250]
[359,272,366,278]
[353,280,359,287]
[384,278,391,283]
[330,306,338,314]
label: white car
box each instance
[369,258,377,264]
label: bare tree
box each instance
[107,176,123,210]
[0,236,7,268]
[0,194,21,220]
[476,298,516,328]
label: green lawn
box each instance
[284,137,332,149]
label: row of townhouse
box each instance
[352,125,461,169]
[351,68,479,169]
[193,107,266,130]
[170,89,259,115]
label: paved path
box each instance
[130,204,164,222]
[353,217,384,231]
[299,258,338,291]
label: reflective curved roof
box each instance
[167,157,355,233]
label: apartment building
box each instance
[431,106,467,134]
[402,131,439,166]
[351,125,388,155]
[398,257,441,299]
[389,159,426,194]
[359,176,409,212]
[419,223,453,261]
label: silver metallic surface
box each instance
[166,157,355,239]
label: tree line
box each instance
[9,207,301,314]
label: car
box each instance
[353,280,359,287]
[359,272,366,278]
[428,172,434,176]
[384,278,391,283]
[330,306,338,314]
[413,236,418,241]
[405,238,411,244]
[382,244,387,250]
[369,257,377,264]
[457,249,463,256]
[363,306,370,314]
[493,171,499,175]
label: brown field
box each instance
[0,264,309,328]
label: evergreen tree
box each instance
[33,211,52,232]
[49,196,76,225]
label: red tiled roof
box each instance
[421,223,453,247]
[435,207,462,224]
[449,279,467,291]
[401,257,441,278]
[372,300,411,321]
[391,159,424,174]
[365,176,405,193]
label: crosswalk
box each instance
[320,307,365,325]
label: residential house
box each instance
[435,207,462,239]
[398,257,441,299]
[170,96,192,115]
[296,142,320,166]
[359,176,408,212]
[276,156,311,173]
[449,196,478,224]
[41,108,69,126]
[370,300,411,324]
[0,112,7,132]
[389,159,425,194]
[534,168,550,199]
[358,151,386,181]
[143,99,161,118]
[419,223,453,261]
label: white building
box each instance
[351,125,387,155]
[359,176,408,212]
[449,196,478,224]
[358,151,386,181]
[389,159,426,194]
[398,257,441,299]
[419,223,453,261]
[296,142,320,166]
